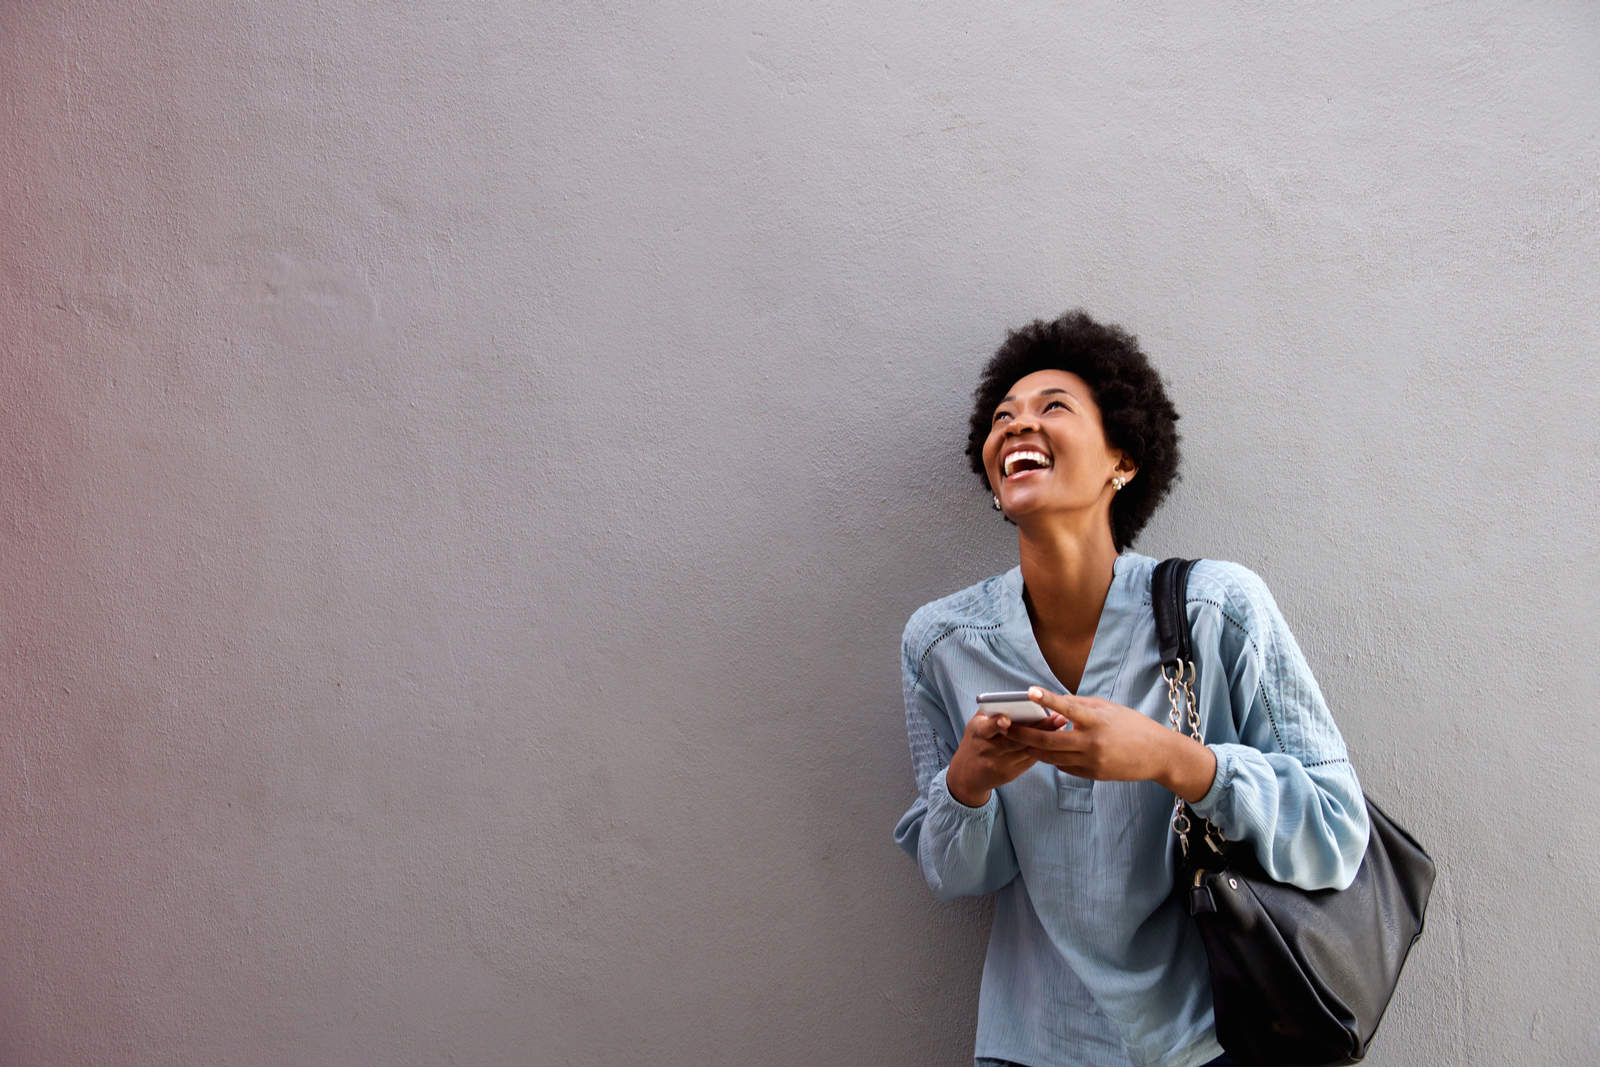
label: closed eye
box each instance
[994,399,1069,423]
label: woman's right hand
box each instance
[946,711,1067,807]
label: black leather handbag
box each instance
[1151,558,1436,1066]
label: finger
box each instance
[1026,750,1092,776]
[986,716,1030,750]
[1026,686,1070,713]
[1007,722,1086,750]
[973,714,1028,745]
[971,713,1005,738]
[1030,686,1101,726]
[1003,712,1067,734]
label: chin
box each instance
[1000,499,1048,520]
[1000,487,1048,510]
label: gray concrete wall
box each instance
[3,2,1596,1063]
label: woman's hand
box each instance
[946,708,1069,807]
[1005,687,1218,803]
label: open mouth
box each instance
[1002,449,1053,479]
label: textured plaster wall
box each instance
[2,2,1597,1064]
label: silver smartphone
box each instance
[975,690,1050,724]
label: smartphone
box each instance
[975,690,1051,724]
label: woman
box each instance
[892,311,1369,1067]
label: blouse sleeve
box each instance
[1186,565,1370,891]
[891,620,1020,901]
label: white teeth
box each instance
[1003,450,1052,477]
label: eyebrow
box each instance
[997,387,1075,405]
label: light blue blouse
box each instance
[892,551,1369,1067]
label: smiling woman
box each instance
[967,313,1182,549]
[892,310,1369,1067]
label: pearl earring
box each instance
[1112,476,1127,491]
[993,495,1002,511]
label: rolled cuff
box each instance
[930,764,1000,820]
[1188,743,1239,827]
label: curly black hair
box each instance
[966,310,1181,551]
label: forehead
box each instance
[999,369,1096,405]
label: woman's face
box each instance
[982,369,1134,523]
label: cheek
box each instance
[982,435,1002,470]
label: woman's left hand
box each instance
[1005,687,1218,801]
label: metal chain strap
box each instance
[1163,659,1195,852]
[1162,657,1225,860]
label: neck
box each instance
[1016,518,1121,644]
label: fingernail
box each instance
[997,717,1009,729]
[1028,687,1043,700]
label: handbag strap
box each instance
[1152,558,1227,864]
[1151,557,1198,666]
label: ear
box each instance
[1112,451,1138,482]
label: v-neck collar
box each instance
[1001,553,1137,698]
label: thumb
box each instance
[973,712,1008,738]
